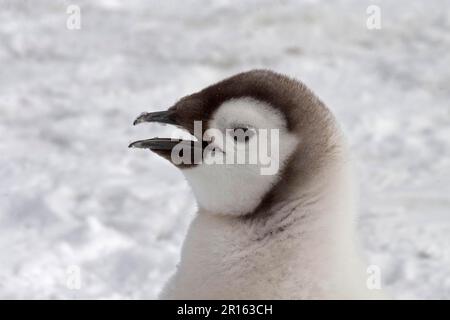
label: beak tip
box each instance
[132,112,149,126]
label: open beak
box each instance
[129,110,205,167]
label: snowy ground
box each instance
[0,0,449,299]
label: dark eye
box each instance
[231,127,253,143]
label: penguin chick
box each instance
[130,69,384,299]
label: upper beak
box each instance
[133,110,177,126]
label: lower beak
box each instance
[128,137,183,150]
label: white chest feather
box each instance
[160,165,384,299]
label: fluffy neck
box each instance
[160,156,378,299]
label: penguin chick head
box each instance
[130,70,340,216]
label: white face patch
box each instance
[182,97,299,216]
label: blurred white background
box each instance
[0,0,449,299]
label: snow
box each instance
[0,0,449,299]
